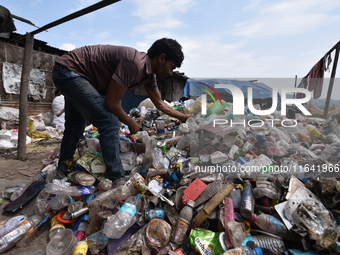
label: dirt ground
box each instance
[0,142,60,255]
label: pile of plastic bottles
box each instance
[1,98,340,255]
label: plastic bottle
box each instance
[0,215,39,253]
[240,180,255,219]
[248,234,285,255]
[10,181,32,201]
[48,195,72,210]
[97,179,112,191]
[103,195,142,239]
[221,247,243,254]
[72,240,88,255]
[75,221,88,241]
[45,181,95,197]
[16,215,49,248]
[87,231,109,255]
[67,171,96,186]
[249,212,288,238]
[86,211,112,237]
[179,199,194,222]
[87,183,138,216]
[241,246,263,255]
[49,215,65,239]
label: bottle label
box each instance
[119,203,137,217]
[72,241,88,255]
[269,216,283,234]
[50,223,65,232]
[76,186,92,195]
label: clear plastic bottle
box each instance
[87,182,137,216]
[97,179,112,191]
[103,195,142,239]
[48,195,71,210]
[249,212,288,238]
[67,171,96,186]
[45,181,95,197]
[0,215,40,253]
[251,234,285,255]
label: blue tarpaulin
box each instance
[182,78,276,100]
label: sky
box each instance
[2,0,340,99]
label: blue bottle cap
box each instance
[253,247,263,255]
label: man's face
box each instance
[153,53,177,78]
[157,60,176,78]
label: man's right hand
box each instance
[128,120,141,134]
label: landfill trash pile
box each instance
[1,97,340,255]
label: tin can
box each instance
[157,141,167,152]
[145,219,172,254]
[145,208,165,221]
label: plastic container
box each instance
[46,228,78,255]
[67,171,96,186]
[103,195,142,239]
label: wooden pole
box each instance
[17,33,34,160]
[323,47,339,119]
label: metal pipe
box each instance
[13,0,121,41]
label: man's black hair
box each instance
[147,38,184,68]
